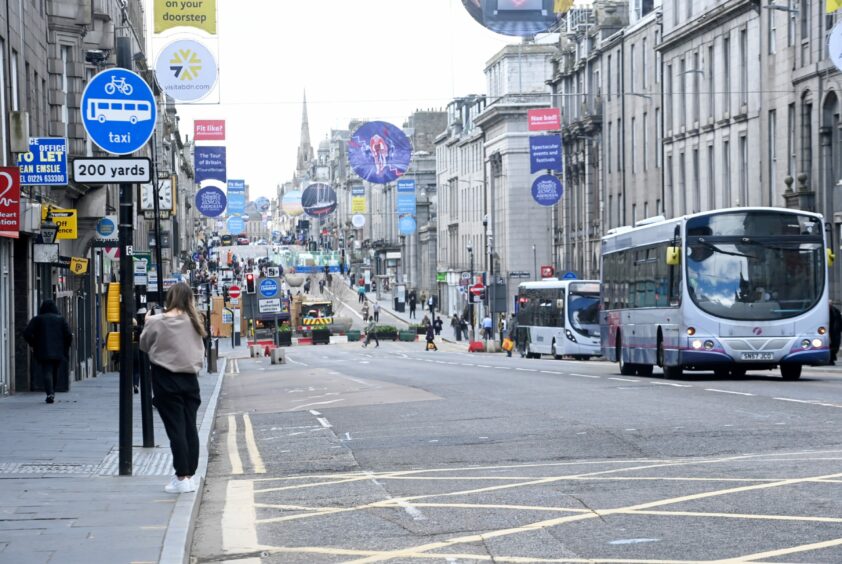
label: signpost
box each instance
[470,283,485,297]
[228,285,241,300]
[73,157,151,184]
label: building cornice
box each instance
[659,0,758,52]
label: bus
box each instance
[600,208,831,381]
[514,279,601,360]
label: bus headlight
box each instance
[704,340,715,350]
[801,339,811,349]
[687,327,696,336]
[692,339,703,350]
[565,329,577,343]
[813,338,823,348]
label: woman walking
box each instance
[140,282,206,494]
[425,323,438,351]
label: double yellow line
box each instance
[227,413,266,475]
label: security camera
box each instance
[85,49,110,66]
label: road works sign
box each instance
[81,68,157,155]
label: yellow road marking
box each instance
[242,413,266,474]
[221,479,266,559]
[226,415,243,475]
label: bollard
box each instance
[271,348,286,364]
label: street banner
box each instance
[348,121,413,184]
[154,0,216,34]
[531,174,564,207]
[195,184,227,218]
[194,146,226,183]
[194,119,225,141]
[16,138,68,186]
[399,215,417,236]
[462,0,563,37]
[226,179,246,215]
[155,39,218,103]
[302,183,338,218]
[41,207,78,240]
[396,178,416,215]
[0,168,21,239]
[529,135,563,173]
[830,22,842,72]
[254,196,271,212]
[226,216,245,235]
[281,190,304,217]
[528,108,562,131]
[829,0,842,14]
[351,184,366,213]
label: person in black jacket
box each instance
[830,301,842,365]
[23,300,72,404]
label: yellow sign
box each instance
[154,0,216,34]
[70,258,89,275]
[302,317,332,326]
[829,0,842,12]
[41,207,78,240]
[351,196,367,214]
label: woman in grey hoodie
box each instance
[140,282,206,494]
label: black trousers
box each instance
[151,364,201,477]
[40,359,59,397]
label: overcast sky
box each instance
[149,1,523,200]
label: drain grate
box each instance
[97,450,173,476]
[0,462,100,475]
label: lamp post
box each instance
[532,244,537,281]
[467,241,474,341]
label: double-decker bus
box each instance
[514,280,601,360]
[600,208,831,380]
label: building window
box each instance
[672,0,678,26]
[739,28,748,108]
[678,57,686,129]
[787,102,796,179]
[722,35,731,115]
[616,49,621,97]
[631,117,637,174]
[768,109,777,205]
[666,154,674,216]
[739,134,748,205]
[678,151,686,215]
[617,118,622,172]
[607,54,612,100]
[607,121,612,175]
[707,44,715,120]
[707,144,715,209]
[768,6,777,54]
[693,50,700,125]
[665,63,673,132]
[801,98,812,180]
[630,44,636,93]
[61,46,71,134]
[723,140,732,206]
[10,50,18,111]
[655,108,662,168]
[692,148,700,213]
[0,39,6,165]
[643,111,648,172]
[25,62,31,131]
[642,37,648,91]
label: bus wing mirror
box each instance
[666,247,681,266]
[828,248,836,268]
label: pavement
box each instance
[0,339,232,564]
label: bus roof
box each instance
[518,279,600,290]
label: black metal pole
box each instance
[140,350,154,447]
[117,36,134,477]
[206,281,212,367]
[151,138,165,303]
[470,251,475,341]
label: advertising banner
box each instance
[0,167,21,239]
[281,190,304,217]
[529,135,563,173]
[155,40,218,103]
[194,119,225,141]
[194,146,226,183]
[226,179,246,215]
[348,121,413,184]
[42,207,78,240]
[531,174,564,207]
[302,183,338,218]
[461,0,571,37]
[226,216,245,235]
[16,138,68,186]
[527,108,562,131]
[351,184,366,213]
[396,179,416,215]
[154,0,216,34]
[195,185,227,218]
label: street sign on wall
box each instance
[80,68,157,155]
[16,138,67,185]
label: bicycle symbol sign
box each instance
[80,68,157,155]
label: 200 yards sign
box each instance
[72,158,152,184]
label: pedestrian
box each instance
[371,279,377,293]
[363,317,379,348]
[461,315,470,341]
[318,279,325,295]
[408,291,417,319]
[499,315,508,346]
[831,300,842,365]
[433,316,443,336]
[373,302,381,322]
[303,278,311,294]
[140,282,206,494]
[425,323,438,351]
[23,300,72,404]
[357,284,366,303]
[507,313,518,358]
[451,314,463,341]
[427,294,435,317]
[361,301,370,322]
[482,314,493,340]
[421,314,431,327]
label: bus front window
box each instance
[568,292,600,336]
[686,240,824,321]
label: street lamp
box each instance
[40,207,59,245]
[467,241,474,341]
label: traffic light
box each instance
[245,273,256,294]
[222,286,229,302]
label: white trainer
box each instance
[164,476,195,494]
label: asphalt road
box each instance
[191,343,842,563]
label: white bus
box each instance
[600,208,831,380]
[514,279,601,360]
[86,99,153,124]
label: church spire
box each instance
[296,90,314,176]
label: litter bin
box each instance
[207,339,219,373]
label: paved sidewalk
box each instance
[0,339,235,564]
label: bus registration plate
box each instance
[741,352,774,361]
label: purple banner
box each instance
[195,146,227,184]
[347,121,412,184]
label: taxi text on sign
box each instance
[154,0,216,34]
[42,207,78,240]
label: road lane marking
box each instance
[294,399,346,410]
[366,471,427,522]
[570,373,600,379]
[540,370,562,375]
[652,382,692,387]
[227,415,243,475]
[706,389,754,396]
[317,417,332,429]
[515,368,537,372]
[242,414,266,474]
[221,479,263,560]
[286,355,307,366]
[610,377,639,382]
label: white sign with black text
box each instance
[72,158,152,184]
[258,299,282,314]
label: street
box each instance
[190,344,842,563]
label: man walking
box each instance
[408,291,417,319]
[23,300,72,404]
[363,318,379,348]
[373,302,381,322]
[427,294,435,318]
[482,314,493,341]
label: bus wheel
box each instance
[551,341,562,360]
[781,364,802,381]
[618,339,636,375]
[658,340,682,378]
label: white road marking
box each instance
[610,377,639,382]
[221,479,261,560]
[655,382,693,388]
[317,417,333,429]
[286,355,307,366]
[345,377,370,386]
[309,410,322,416]
[609,538,660,545]
[774,397,820,405]
[227,415,244,475]
[365,471,427,521]
[540,370,562,375]
[571,373,600,379]
[344,432,352,441]
[461,364,475,367]
[476,365,491,368]
[296,399,346,410]
[706,388,754,396]
[516,368,538,372]
[242,414,266,474]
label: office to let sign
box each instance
[16,138,68,186]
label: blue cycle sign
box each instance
[80,68,157,155]
[259,279,278,298]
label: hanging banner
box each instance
[226,179,246,215]
[461,0,571,37]
[396,179,416,215]
[154,39,218,103]
[195,184,227,218]
[302,183,338,218]
[194,146,226,183]
[348,121,413,184]
[529,135,563,173]
[0,167,21,239]
[351,185,366,213]
[154,0,217,34]
[16,138,68,186]
[194,119,225,141]
[281,190,304,217]
[830,21,842,72]
[528,108,562,131]
[531,174,563,207]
